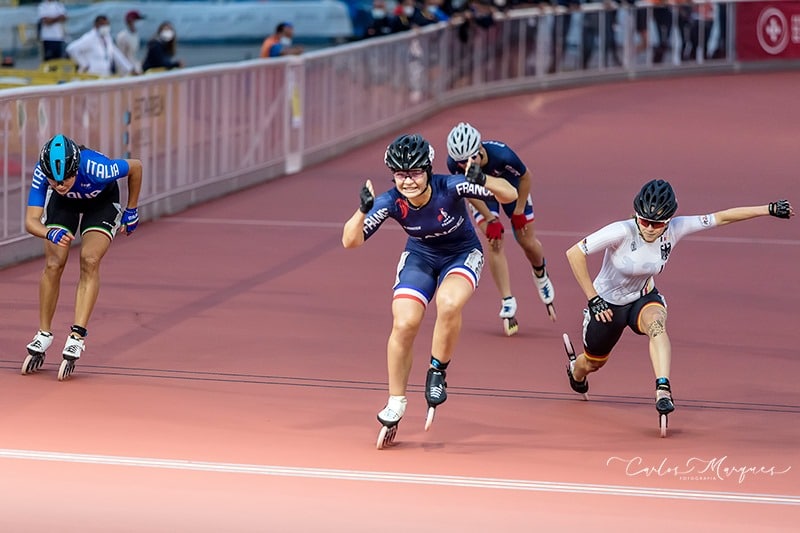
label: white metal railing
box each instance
[1,1,798,267]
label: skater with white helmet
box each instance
[342,133,517,448]
[446,122,556,337]
[564,179,794,436]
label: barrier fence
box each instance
[1,0,798,267]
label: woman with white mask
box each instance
[142,22,184,72]
[66,15,134,77]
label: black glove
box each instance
[359,183,374,214]
[588,295,610,316]
[768,199,791,219]
[465,162,486,186]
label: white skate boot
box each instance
[499,296,519,336]
[22,330,53,374]
[376,395,407,449]
[58,334,85,381]
[533,266,556,321]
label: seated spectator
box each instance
[259,22,303,58]
[142,22,183,72]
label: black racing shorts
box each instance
[43,181,122,240]
[582,289,667,361]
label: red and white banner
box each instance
[737,1,800,60]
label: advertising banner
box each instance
[736,1,800,60]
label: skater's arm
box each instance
[342,180,375,249]
[514,170,531,216]
[123,159,143,210]
[25,205,74,247]
[468,198,493,222]
[565,244,598,300]
[342,210,366,248]
[567,243,612,322]
[713,200,794,226]
[484,176,517,204]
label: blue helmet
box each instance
[39,134,81,183]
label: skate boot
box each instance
[424,361,448,431]
[533,262,556,321]
[22,330,53,375]
[58,333,85,381]
[499,296,519,337]
[376,395,407,450]
[563,333,588,400]
[655,377,674,438]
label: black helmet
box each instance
[633,179,677,221]
[39,134,81,183]
[384,134,435,171]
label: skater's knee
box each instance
[434,292,467,319]
[582,353,608,372]
[43,257,67,275]
[639,304,668,339]
[79,253,103,274]
[391,313,422,337]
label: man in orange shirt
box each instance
[259,22,303,58]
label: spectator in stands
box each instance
[581,0,621,69]
[390,0,419,33]
[116,10,145,74]
[142,22,184,72]
[363,0,394,39]
[548,0,579,73]
[418,0,450,25]
[66,15,134,77]
[37,0,68,61]
[259,22,303,58]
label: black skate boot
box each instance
[656,377,674,438]
[424,360,449,431]
[563,333,588,399]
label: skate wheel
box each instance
[503,317,519,337]
[376,424,397,450]
[546,304,557,322]
[659,414,668,438]
[581,392,589,401]
[562,333,575,359]
[57,359,75,381]
[21,354,39,375]
[424,406,436,432]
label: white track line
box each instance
[163,217,800,246]
[0,449,797,505]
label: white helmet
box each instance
[446,122,482,161]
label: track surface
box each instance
[2,71,798,531]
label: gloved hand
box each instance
[121,207,139,235]
[465,161,486,186]
[588,295,611,321]
[511,213,528,231]
[768,199,793,219]
[46,227,72,247]
[485,219,504,241]
[359,183,374,214]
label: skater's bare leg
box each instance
[430,274,474,367]
[639,303,671,379]
[571,353,607,382]
[72,231,112,329]
[39,239,70,332]
[387,297,425,396]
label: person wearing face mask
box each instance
[259,22,303,58]
[390,0,418,33]
[364,0,393,39]
[66,15,134,77]
[116,10,146,74]
[142,22,184,72]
